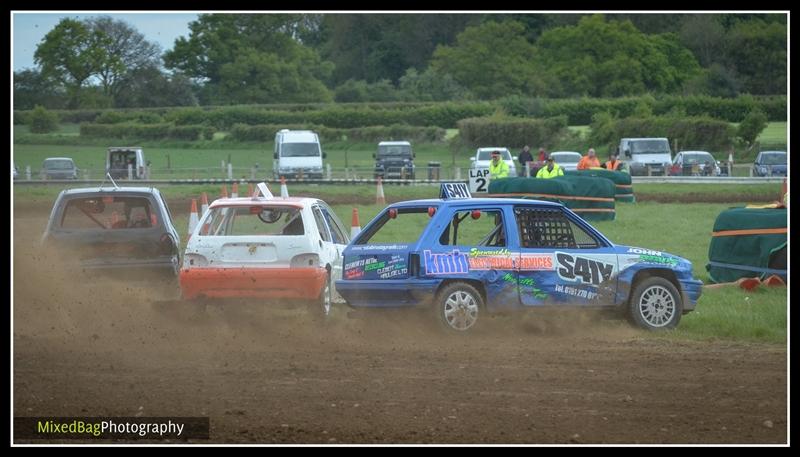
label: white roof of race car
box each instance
[208,196,319,209]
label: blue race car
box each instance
[336,183,702,332]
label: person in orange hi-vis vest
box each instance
[577,148,601,170]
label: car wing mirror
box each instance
[273,152,278,159]
[322,151,327,159]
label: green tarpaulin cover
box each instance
[706,207,787,283]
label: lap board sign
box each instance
[469,168,490,193]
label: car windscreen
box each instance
[199,206,305,236]
[44,160,74,170]
[552,154,581,163]
[682,153,713,164]
[478,150,511,160]
[760,153,787,165]
[280,143,320,157]
[378,145,412,156]
[631,141,670,154]
[60,196,156,230]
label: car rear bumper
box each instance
[335,279,439,307]
[180,266,327,300]
[77,258,179,278]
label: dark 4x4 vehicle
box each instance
[41,186,181,278]
[336,183,702,332]
[374,141,415,179]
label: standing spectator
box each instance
[518,145,533,177]
[489,150,510,180]
[603,151,622,171]
[537,147,547,162]
[536,154,564,179]
[577,148,601,170]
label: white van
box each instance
[618,138,672,176]
[107,147,148,179]
[273,130,326,180]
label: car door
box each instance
[514,205,618,307]
[311,205,343,292]
[318,203,349,299]
[429,205,518,310]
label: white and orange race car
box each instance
[180,185,349,314]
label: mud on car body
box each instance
[336,183,702,332]
[180,185,348,314]
[41,186,181,278]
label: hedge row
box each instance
[590,116,735,152]
[79,123,215,141]
[163,103,494,129]
[15,95,786,127]
[228,123,446,143]
[498,95,786,124]
[457,116,569,149]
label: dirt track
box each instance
[13,207,787,444]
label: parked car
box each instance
[107,147,147,179]
[41,186,181,277]
[619,138,672,176]
[41,157,79,180]
[273,129,326,180]
[180,186,349,315]
[669,151,722,176]
[336,183,702,332]
[549,151,583,172]
[374,141,415,179]
[752,151,787,177]
[470,148,516,177]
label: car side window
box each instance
[438,209,506,247]
[312,207,331,242]
[515,207,599,249]
[320,205,348,245]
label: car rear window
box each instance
[478,150,511,160]
[199,206,305,236]
[354,207,432,245]
[61,196,156,230]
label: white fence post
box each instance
[221,160,226,171]
[127,164,133,180]
[326,163,332,180]
[227,163,233,179]
[25,166,31,180]
[454,167,461,181]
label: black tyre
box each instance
[435,282,483,332]
[628,277,682,330]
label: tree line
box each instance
[14,13,787,110]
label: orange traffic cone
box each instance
[200,192,209,216]
[737,277,762,291]
[231,182,239,198]
[763,275,786,287]
[221,185,228,198]
[376,177,386,205]
[188,199,199,238]
[351,207,361,238]
[280,176,289,198]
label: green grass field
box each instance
[12,121,786,179]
